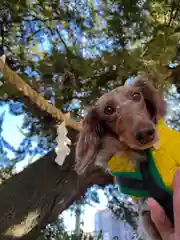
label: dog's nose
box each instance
[135,128,155,144]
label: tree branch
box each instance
[0,127,113,239]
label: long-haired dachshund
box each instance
[75,75,167,240]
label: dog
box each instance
[74,76,167,240]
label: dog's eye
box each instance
[104,106,114,115]
[132,92,141,101]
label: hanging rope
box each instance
[0,55,81,131]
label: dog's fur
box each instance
[75,76,167,240]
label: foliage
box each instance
[0,0,179,168]
[166,90,180,130]
[105,185,138,229]
[37,217,69,240]
[36,217,86,240]
[0,0,180,238]
[0,0,180,107]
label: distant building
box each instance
[94,208,133,240]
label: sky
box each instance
[0,0,179,233]
[62,189,108,232]
[0,104,41,169]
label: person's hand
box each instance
[148,169,180,240]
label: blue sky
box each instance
[62,189,108,232]
[0,105,41,168]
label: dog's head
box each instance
[75,78,167,175]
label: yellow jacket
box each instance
[108,120,180,195]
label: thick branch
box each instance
[0,128,112,239]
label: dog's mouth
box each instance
[139,125,160,150]
[128,138,159,151]
[137,137,159,150]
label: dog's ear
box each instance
[133,77,167,121]
[74,107,105,175]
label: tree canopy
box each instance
[0,0,180,239]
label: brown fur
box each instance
[75,77,167,240]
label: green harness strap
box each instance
[113,149,172,197]
[113,149,174,224]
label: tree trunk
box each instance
[0,129,113,240]
[75,200,81,237]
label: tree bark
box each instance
[0,129,113,240]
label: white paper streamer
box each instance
[55,121,71,166]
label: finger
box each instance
[173,169,180,236]
[148,198,173,240]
